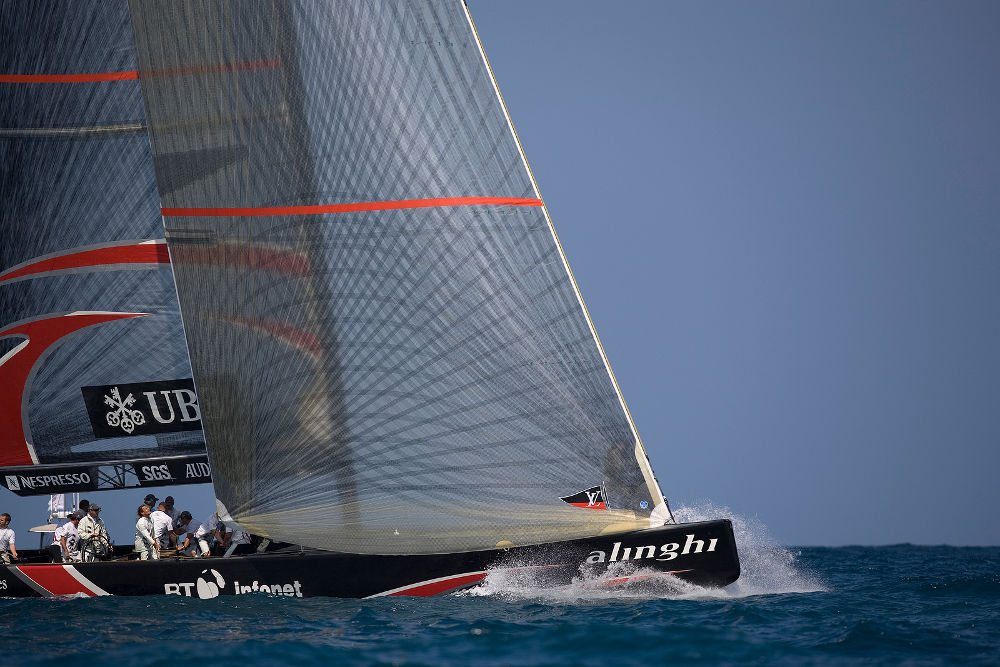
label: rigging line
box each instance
[161,197,543,217]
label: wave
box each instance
[461,501,826,602]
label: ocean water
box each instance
[3,508,998,666]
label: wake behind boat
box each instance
[0,0,740,597]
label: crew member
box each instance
[173,511,202,556]
[162,496,180,523]
[0,513,18,564]
[77,504,111,561]
[52,511,83,562]
[194,512,227,557]
[150,502,175,551]
[222,521,252,558]
[134,505,158,560]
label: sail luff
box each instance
[460,3,665,508]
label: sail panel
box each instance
[0,0,209,495]
[130,0,656,553]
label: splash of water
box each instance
[460,502,825,602]
[673,501,826,597]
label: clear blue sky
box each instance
[469,0,1000,546]
[4,1,998,548]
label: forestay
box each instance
[129,0,665,553]
[0,1,209,496]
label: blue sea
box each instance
[3,512,998,665]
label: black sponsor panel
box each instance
[136,456,212,485]
[81,379,202,438]
[2,468,97,495]
[0,455,211,496]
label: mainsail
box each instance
[128,0,666,553]
[0,1,210,496]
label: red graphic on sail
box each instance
[0,241,170,285]
[560,485,608,510]
[0,312,147,466]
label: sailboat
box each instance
[0,0,739,598]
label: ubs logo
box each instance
[82,379,202,438]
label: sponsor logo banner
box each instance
[81,379,202,438]
[560,485,608,510]
[164,568,303,598]
[0,455,211,495]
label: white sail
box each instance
[129,0,663,554]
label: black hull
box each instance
[1,520,739,599]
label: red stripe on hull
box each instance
[17,566,96,596]
[162,196,544,217]
[0,242,170,284]
[388,573,488,597]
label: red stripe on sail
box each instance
[176,246,309,276]
[16,565,97,596]
[1,60,282,84]
[162,196,544,217]
[386,573,488,597]
[567,502,607,510]
[0,72,138,83]
[0,313,147,466]
[0,242,170,284]
[221,317,322,356]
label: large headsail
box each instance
[128,0,664,553]
[0,1,210,496]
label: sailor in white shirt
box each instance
[134,504,158,560]
[0,512,18,564]
[150,503,176,551]
[222,523,252,558]
[194,512,228,557]
[53,511,83,562]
